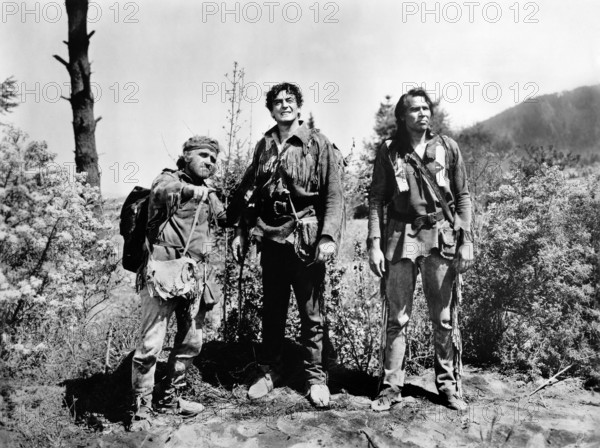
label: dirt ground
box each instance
[1,340,599,448]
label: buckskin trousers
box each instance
[382,250,458,397]
[131,286,206,400]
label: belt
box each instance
[412,211,444,231]
[272,199,316,217]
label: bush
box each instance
[0,126,124,382]
[463,165,600,378]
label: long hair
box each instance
[394,88,435,142]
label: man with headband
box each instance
[130,136,226,428]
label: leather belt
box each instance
[412,211,444,231]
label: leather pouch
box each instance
[294,215,320,262]
[200,266,221,310]
[146,257,197,300]
[438,222,458,258]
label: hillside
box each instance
[470,85,600,154]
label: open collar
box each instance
[264,120,311,148]
[390,128,438,158]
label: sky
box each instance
[1,0,599,197]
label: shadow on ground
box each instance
[62,338,379,427]
[62,351,136,426]
[194,338,378,397]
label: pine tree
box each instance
[0,77,18,115]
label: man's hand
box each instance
[193,185,210,202]
[454,242,474,273]
[231,229,247,264]
[314,235,336,264]
[368,243,386,277]
[183,185,210,202]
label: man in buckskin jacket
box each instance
[227,82,344,408]
[368,88,474,412]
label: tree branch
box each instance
[53,55,69,68]
[10,218,62,325]
[528,364,573,397]
[360,429,381,448]
[34,218,62,273]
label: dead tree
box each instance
[53,0,102,193]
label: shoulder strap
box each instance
[181,201,203,257]
[407,142,454,226]
[147,192,204,259]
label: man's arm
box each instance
[147,171,210,239]
[151,172,209,208]
[446,137,474,273]
[315,136,344,262]
[147,172,182,240]
[207,192,227,227]
[367,143,389,277]
[446,138,472,236]
[226,142,261,229]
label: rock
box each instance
[525,433,546,448]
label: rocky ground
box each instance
[1,340,599,447]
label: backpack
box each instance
[119,186,151,273]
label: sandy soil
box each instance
[97,368,599,448]
[3,361,598,448]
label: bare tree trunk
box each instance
[53,0,101,193]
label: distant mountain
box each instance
[472,85,600,154]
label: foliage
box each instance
[219,253,263,344]
[463,165,600,378]
[218,61,253,198]
[1,76,18,115]
[325,242,382,374]
[512,144,580,178]
[212,62,264,343]
[0,125,124,381]
[323,240,434,376]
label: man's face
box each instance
[270,90,300,125]
[184,148,217,181]
[403,95,431,134]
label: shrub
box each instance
[0,126,123,382]
[463,165,600,378]
[325,242,382,375]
